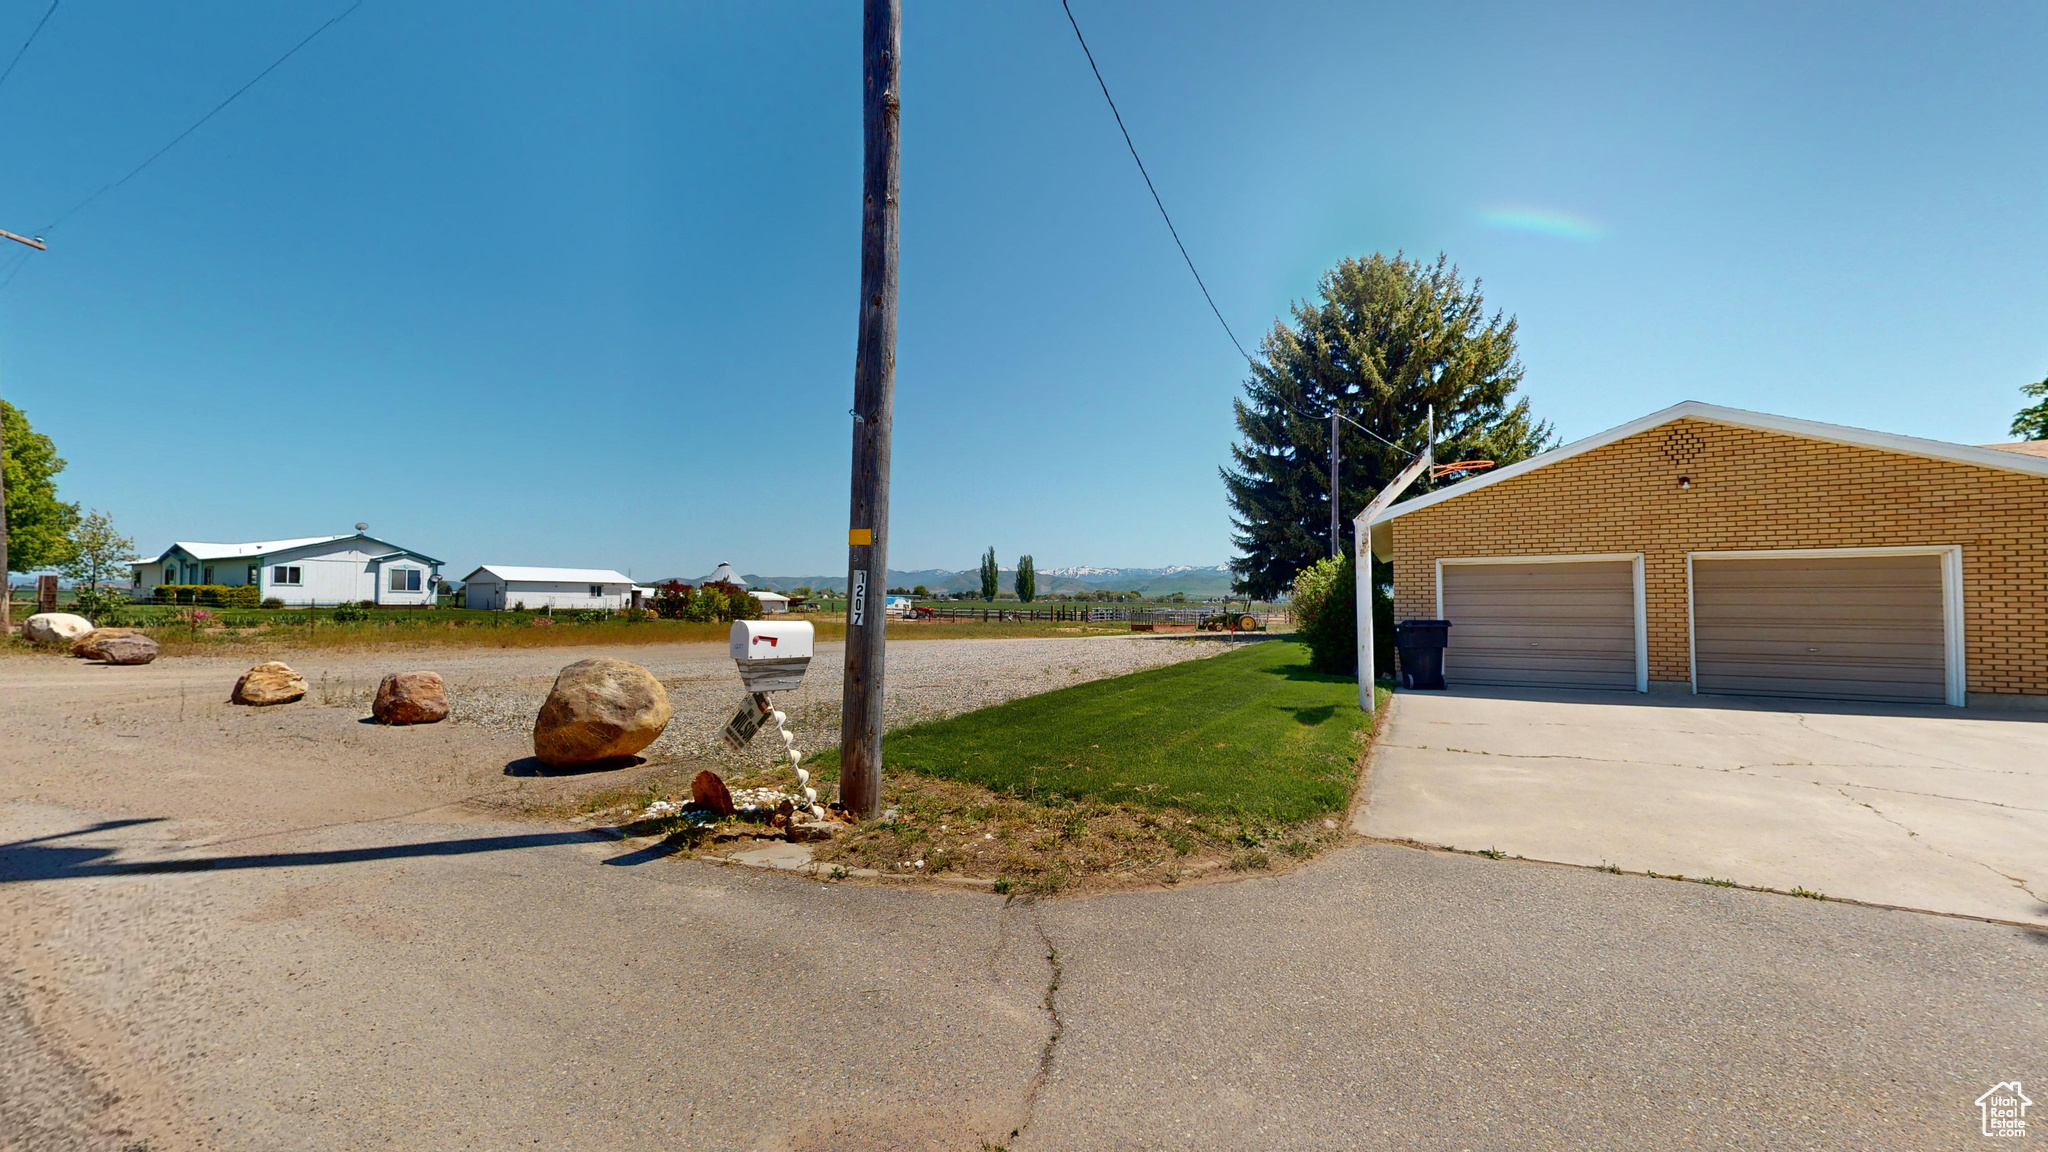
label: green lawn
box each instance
[819,639,1380,822]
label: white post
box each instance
[1353,447,1435,713]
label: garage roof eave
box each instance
[1367,401,2048,550]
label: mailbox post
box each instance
[724,620,825,819]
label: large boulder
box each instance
[232,661,308,706]
[373,671,449,725]
[532,658,671,766]
[22,613,93,648]
[71,628,137,659]
[93,633,160,665]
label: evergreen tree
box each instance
[2012,375,2048,441]
[1222,253,1552,600]
[2,400,80,575]
[1015,555,1036,603]
[979,546,998,602]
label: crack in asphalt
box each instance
[1794,712,1981,772]
[1825,784,2043,905]
[999,905,1065,1149]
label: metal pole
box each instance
[838,0,900,820]
[0,227,47,632]
[1329,410,1340,557]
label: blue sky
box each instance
[2,1,2043,578]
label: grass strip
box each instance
[811,639,1369,824]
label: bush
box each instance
[356,599,378,610]
[1291,553,1357,675]
[570,608,607,624]
[151,583,260,608]
[70,586,132,622]
[261,597,284,609]
[331,603,372,623]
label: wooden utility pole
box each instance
[1328,410,1341,557]
[838,0,901,819]
[0,226,48,631]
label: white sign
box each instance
[1978,1082,2032,1138]
[850,569,867,627]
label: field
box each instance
[0,605,1158,656]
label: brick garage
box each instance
[1366,402,2048,706]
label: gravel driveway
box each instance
[445,634,1246,768]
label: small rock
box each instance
[1322,818,1337,830]
[372,671,450,725]
[93,633,160,665]
[788,820,843,843]
[22,613,93,648]
[70,628,137,659]
[532,658,671,766]
[691,769,736,816]
[232,661,308,706]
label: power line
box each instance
[38,0,363,235]
[0,0,59,95]
[1059,0,1250,365]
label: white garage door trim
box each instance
[1686,545,1966,707]
[1435,553,1648,693]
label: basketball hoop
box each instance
[1431,459,1495,480]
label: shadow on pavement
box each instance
[0,821,612,883]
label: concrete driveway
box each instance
[1358,688,2048,926]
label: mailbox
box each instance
[730,619,815,691]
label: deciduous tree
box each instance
[3,400,80,579]
[1015,555,1036,603]
[60,509,137,590]
[979,546,998,602]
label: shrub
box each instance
[570,608,607,624]
[356,599,378,610]
[70,586,132,622]
[331,603,372,623]
[261,597,284,609]
[1291,552,1357,675]
[150,583,260,608]
[653,580,693,619]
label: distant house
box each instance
[461,565,635,611]
[133,533,442,607]
[754,590,791,614]
[703,562,747,586]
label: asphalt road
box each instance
[3,804,2039,1151]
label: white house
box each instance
[754,590,791,614]
[133,533,443,607]
[461,566,635,611]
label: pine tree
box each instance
[2012,375,2048,441]
[1015,555,1036,603]
[979,546,998,602]
[1222,253,1553,600]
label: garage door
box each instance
[1692,554,1946,703]
[1440,560,1640,690]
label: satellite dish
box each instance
[355,522,369,532]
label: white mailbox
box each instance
[730,619,815,691]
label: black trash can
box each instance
[1393,619,1451,690]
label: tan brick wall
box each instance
[1387,419,2048,697]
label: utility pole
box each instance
[1328,410,1341,557]
[838,0,900,819]
[0,226,48,631]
